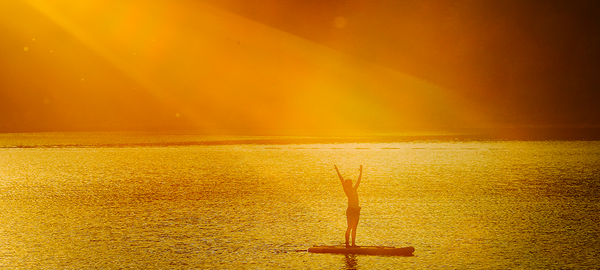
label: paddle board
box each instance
[307,245,414,256]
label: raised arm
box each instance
[334,164,344,185]
[354,165,363,189]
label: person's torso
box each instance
[344,187,359,207]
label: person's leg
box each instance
[351,215,359,246]
[345,215,352,247]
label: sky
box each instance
[1,0,599,135]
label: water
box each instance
[1,133,599,269]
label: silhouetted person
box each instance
[335,164,363,247]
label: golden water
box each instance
[1,134,599,269]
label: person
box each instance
[334,164,363,247]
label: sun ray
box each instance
[18,0,488,134]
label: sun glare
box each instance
[15,0,487,133]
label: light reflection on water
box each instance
[1,139,599,269]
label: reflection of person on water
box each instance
[335,164,363,248]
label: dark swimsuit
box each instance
[346,206,361,218]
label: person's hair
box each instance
[344,179,353,187]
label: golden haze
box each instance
[1,0,487,133]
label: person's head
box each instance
[344,179,353,188]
